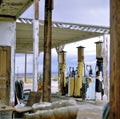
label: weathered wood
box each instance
[24,53,27,83]
[43,0,53,102]
[55,45,65,94]
[0,46,10,105]
[110,0,120,118]
[103,35,109,99]
[24,106,78,119]
[34,0,39,20]
[33,0,39,91]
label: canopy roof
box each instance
[0,1,109,53]
[0,0,33,21]
[16,18,109,53]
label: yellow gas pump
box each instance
[74,46,85,97]
[59,51,66,95]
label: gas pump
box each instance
[86,65,93,76]
[95,41,104,100]
[59,51,67,95]
[68,67,77,96]
[74,46,85,97]
[68,46,93,100]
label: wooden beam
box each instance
[43,0,53,102]
[24,53,27,83]
[110,0,120,118]
[33,0,39,91]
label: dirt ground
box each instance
[76,100,106,119]
[24,81,108,119]
[51,94,107,119]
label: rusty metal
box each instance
[43,0,53,102]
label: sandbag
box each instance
[24,106,79,119]
[33,99,77,112]
[24,110,55,119]
[50,99,77,109]
[53,107,69,119]
[68,106,79,119]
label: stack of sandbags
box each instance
[24,110,55,119]
[32,99,77,111]
[50,99,77,109]
[24,106,79,119]
[53,106,78,119]
[32,102,52,111]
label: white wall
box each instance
[0,21,16,106]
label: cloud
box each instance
[18,1,109,73]
[21,0,109,26]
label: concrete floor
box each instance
[51,94,107,119]
[2,95,107,119]
[0,79,108,119]
[76,100,107,119]
[21,81,108,119]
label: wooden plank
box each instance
[0,48,2,76]
[34,0,39,20]
[0,79,6,88]
[43,0,53,102]
[3,50,7,76]
[110,0,120,118]
[33,0,39,91]
[0,46,10,105]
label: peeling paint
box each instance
[0,21,16,105]
[0,0,33,17]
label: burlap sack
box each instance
[24,106,78,119]
[53,106,69,119]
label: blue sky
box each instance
[21,0,110,26]
[15,0,110,74]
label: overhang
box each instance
[16,18,109,53]
[0,0,33,21]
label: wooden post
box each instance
[25,53,27,83]
[43,0,53,102]
[103,35,109,100]
[55,45,65,94]
[110,0,120,118]
[33,0,39,91]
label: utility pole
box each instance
[43,0,53,102]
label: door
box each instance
[0,46,11,105]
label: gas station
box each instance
[0,0,119,119]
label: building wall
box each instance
[0,21,16,105]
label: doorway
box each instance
[0,46,11,105]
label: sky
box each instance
[21,0,110,26]
[15,0,110,75]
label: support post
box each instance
[43,0,53,102]
[59,51,66,95]
[55,45,65,94]
[110,0,120,118]
[103,35,109,100]
[33,0,39,91]
[24,53,27,83]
